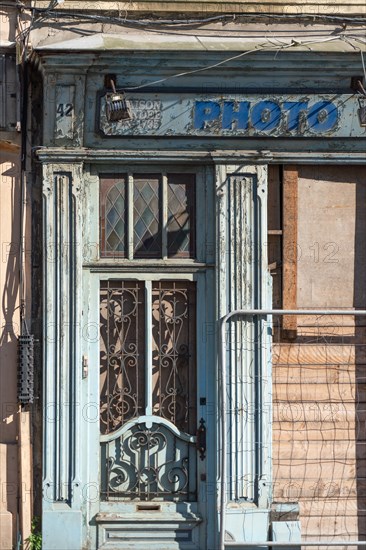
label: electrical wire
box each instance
[358,80,366,95]
[8,2,365,62]
[5,0,365,49]
[123,35,354,92]
[338,33,366,97]
[361,50,366,83]
[6,3,366,29]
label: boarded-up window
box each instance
[297,165,366,309]
[272,165,366,543]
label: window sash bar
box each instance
[127,172,134,260]
[162,172,168,259]
[145,280,153,416]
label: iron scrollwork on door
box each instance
[99,279,198,502]
[100,280,196,436]
[101,421,197,501]
[100,281,145,435]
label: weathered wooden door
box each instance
[82,167,215,549]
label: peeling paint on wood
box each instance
[98,94,363,138]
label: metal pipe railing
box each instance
[226,542,366,547]
[219,308,366,550]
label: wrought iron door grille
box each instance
[152,281,197,434]
[100,280,197,500]
[100,281,145,435]
[101,423,197,501]
[100,280,196,434]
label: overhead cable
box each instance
[8,4,366,28]
[124,35,358,92]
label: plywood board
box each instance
[273,477,361,500]
[297,165,366,309]
[273,364,358,385]
[274,406,364,424]
[273,382,366,402]
[282,165,298,333]
[272,343,366,364]
[273,440,363,461]
[273,424,364,441]
[300,500,366,516]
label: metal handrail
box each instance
[226,543,366,547]
[219,308,366,550]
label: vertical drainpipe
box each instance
[18,47,33,546]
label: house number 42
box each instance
[57,103,73,116]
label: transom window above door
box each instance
[100,173,196,259]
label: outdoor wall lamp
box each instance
[358,99,366,127]
[105,79,132,122]
[350,76,366,127]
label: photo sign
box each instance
[98,93,364,138]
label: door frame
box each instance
[80,163,217,549]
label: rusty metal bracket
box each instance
[18,334,34,404]
[358,102,366,126]
[196,418,206,460]
[350,76,364,93]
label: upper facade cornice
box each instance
[28,0,366,16]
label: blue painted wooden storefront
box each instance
[33,43,366,549]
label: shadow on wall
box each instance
[271,165,366,542]
[354,171,366,542]
[296,165,366,541]
[0,149,21,546]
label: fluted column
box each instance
[42,162,83,549]
[216,164,272,512]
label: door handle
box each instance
[196,418,206,460]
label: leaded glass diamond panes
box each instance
[100,176,127,257]
[100,172,196,260]
[133,174,162,257]
[167,174,196,258]
[100,281,145,435]
[151,281,197,435]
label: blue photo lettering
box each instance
[222,101,250,130]
[283,101,308,132]
[250,101,281,131]
[307,101,338,133]
[194,101,221,129]
[193,98,339,134]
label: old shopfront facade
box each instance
[32,35,366,549]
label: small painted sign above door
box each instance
[98,93,364,138]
